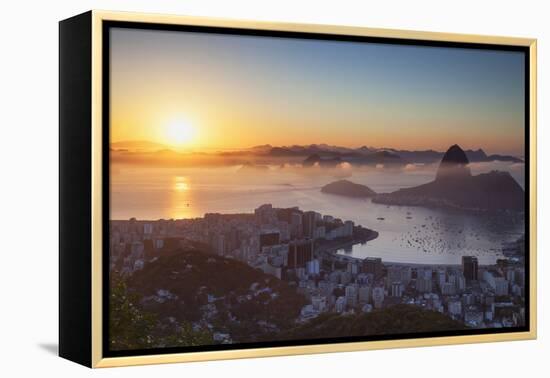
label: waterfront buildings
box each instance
[110,204,526,331]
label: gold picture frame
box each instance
[59,10,537,368]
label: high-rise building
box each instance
[387,266,401,286]
[345,285,357,308]
[314,226,326,239]
[259,231,280,250]
[288,239,314,269]
[494,278,509,296]
[130,241,144,259]
[306,259,320,275]
[462,292,475,306]
[441,282,456,296]
[455,272,466,293]
[277,221,290,242]
[515,268,526,287]
[323,215,334,222]
[462,256,479,281]
[347,261,359,275]
[344,220,354,237]
[387,266,410,289]
[335,296,346,313]
[437,268,447,289]
[363,257,383,280]
[214,234,225,256]
[302,211,317,238]
[372,287,385,309]
[416,269,433,293]
[391,282,403,297]
[340,271,352,285]
[255,204,277,224]
[448,299,462,318]
[358,286,371,304]
[401,266,412,286]
[290,212,303,239]
[153,239,164,249]
[143,223,153,236]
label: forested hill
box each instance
[275,304,466,341]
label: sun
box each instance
[165,119,197,146]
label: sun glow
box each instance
[165,118,197,147]
[174,176,189,192]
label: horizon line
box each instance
[109,139,524,156]
[108,139,491,151]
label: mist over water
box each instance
[111,161,525,265]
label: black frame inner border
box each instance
[101,20,531,358]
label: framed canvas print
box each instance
[59,10,537,368]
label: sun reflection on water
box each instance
[171,176,194,219]
[174,176,190,190]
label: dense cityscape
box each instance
[110,202,526,343]
[101,26,530,352]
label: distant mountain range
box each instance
[373,144,525,212]
[245,144,523,166]
[110,140,523,169]
[112,141,523,164]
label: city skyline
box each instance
[110,28,525,155]
[108,27,527,351]
[109,202,526,350]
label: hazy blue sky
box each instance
[110,27,525,155]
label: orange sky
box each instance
[110,28,525,155]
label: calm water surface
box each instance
[111,162,525,265]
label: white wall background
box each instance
[0,0,547,376]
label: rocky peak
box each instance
[436,144,472,181]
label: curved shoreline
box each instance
[316,226,379,262]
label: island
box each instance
[321,179,377,198]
